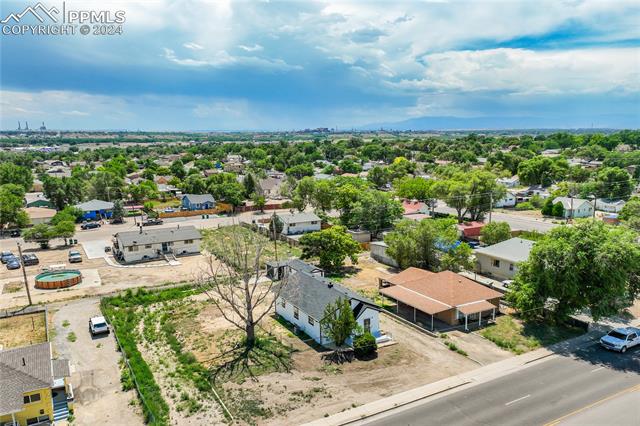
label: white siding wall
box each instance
[475,253,518,280]
[275,297,381,346]
[120,239,201,263]
[283,221,321,235]
[275,296,324,344]
[495,193,516,208]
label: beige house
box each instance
[474,237,534,280]
[113,226,201,263]
[25,207,57,225]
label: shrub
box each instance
[515,202,534,211]
[353,332,377,357]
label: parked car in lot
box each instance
[142,218,163,226]
[600,327,640,353]
[1,251,15,264]
[163,207,175,213]
[89,316,110,336]
[502,280,514,288]
[81,222,101,230]
[6,256,21,270]
[68,250,83,263]
[9,229,21,238]
[110,217,125,224]
[21,253,39,266]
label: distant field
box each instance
[0,311,47,349]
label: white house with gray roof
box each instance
[113,225,201,263]
[552,197,594,219]
[274,261,385,347]
[276,212,321,235]
[474,237,535,280]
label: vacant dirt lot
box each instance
[0,242,218,309]
[150,295,498,426]
[0,311,47,349]
[51,298,142,426]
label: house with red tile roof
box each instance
[379,267,502,330]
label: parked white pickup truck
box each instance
[600,327,640,353]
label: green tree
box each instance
[595,167,633,200]
[517,156,568,186]
[293,176,316,211]
[170,159,187,180]
[338,159,362,174]
[23,224,54,249]
[480,222,511,246]
[352,191,403,238]
[180,175,207,195]
[311,179,335,212]
[299,226,361,271]
[552,202,565,218]
[53,221,76,245]
[353,332,377,357]
[321,298,358,347]
[0,163,33,192]
[0,184,28,229]
[42,176,83,210]
[252,194,266,213]
[367,166,390,189]
[51,206,82,225]
[541,198,554,216]
[394,176,435,203]
[87,171,125,201]
[387,157,416,181]
[440,242,474,272]
[243,173,257,197]
[508,221,640,322]
[111,199,125,222]
[619,196,640,231]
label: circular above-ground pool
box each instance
[35,270,82,289]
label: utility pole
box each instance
[16,242,33,305]
[591,194,597,219]
[272,210,278,262]
[569,195,574,223]
[488,193,493,223]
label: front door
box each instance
[161,242,169,252]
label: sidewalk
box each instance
[304,331,600,426]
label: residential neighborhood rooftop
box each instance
[115,225,201,247]
[474,237,534,263]
[276,212,321,224]
[75,199,114,212]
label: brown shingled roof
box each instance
[383,268,502,308]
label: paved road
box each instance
[558,388,640,426]
[362,343,640,426]
[434,203,558,232]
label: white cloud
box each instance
[163,47,301,71]
[238,44,263,52]
[183,42,204,50]
[61,110,91,116]
[390,47,640,95]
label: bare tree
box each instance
[199,227,283,349]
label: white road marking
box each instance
[590,366,605,373]
[505,394,531,406]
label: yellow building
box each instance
[0,342,72,426]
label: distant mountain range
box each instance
[360,114,639,131]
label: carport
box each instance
[457,300,496,331]
[380,285,450,331]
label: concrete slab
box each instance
[81,239,109,259]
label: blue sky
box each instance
[1,0,639,131]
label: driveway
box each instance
[52,298,142,426]
[80,238,109,259]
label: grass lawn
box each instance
[480,315,584,355]
[202,225,302,266]
[0,312,47,349]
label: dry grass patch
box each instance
[0,312,47,348]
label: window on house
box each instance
[509,263,514,271]
[145,244,152,249]
[293,307,299,320]
[185,239,193,244]
[23,393,41,404]
[492,259,500,268]
[308,316,315,326]
[128,246,139,252]
[280,299,286,308]
[364,318,371,333]
[290,223,296,227]
[311,221,318,224]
